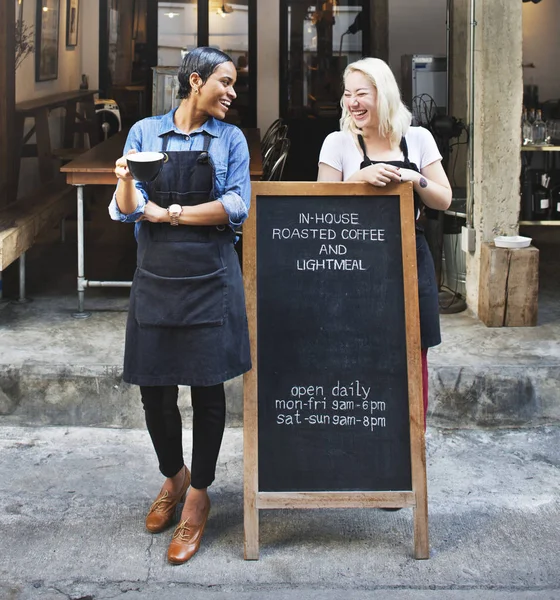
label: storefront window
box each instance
[158,1,198,66]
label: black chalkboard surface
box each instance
[257,194,411,492]
[243,182,428,561]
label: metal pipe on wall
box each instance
[467,0,477,228]
[446,0,451,115]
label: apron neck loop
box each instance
[358,133,412,168]
[160,130,213,154]
[358,134,410,166]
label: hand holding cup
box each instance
[115,149,137,182]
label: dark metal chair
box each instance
[262,137,290,181]
[260,119,284,155]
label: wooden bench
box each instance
[0,179,75,301]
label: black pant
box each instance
[140,384,226,489]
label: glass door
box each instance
[208,1,251,126]
[100,0,256,126]
[281,0,366,119]
[280,0,368,180]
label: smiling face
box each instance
[343,70,378,130]
[194,61,237,120]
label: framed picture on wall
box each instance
[35,0,60,82]
[66,0,79,47]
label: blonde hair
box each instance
[340,57,412,148]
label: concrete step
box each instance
[1,295,560,428]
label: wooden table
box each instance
[62,127,263,186]
[61,127,262,316]
[16,90,99,190]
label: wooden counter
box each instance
[61,127,263,184]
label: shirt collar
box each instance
[158,108,221,138]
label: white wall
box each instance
[389,0,447,90]
[81,0,100,92]
[523,0,560,102]
[256,0,279,133]
[15,0,96,197]
[16,0,84,103]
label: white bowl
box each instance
[494,235,532,249]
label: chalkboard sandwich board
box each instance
[243,181,428,560]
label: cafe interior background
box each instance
[7,0,560,309]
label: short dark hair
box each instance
[177,47,233,99]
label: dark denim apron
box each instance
[358,134,441,349]
[123,132,252,386]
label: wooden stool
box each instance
[478,242,539,327]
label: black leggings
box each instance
[140,384,226,489]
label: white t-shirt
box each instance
[318,126,442,180]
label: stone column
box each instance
[465,0,523,313]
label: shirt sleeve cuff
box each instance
[108,188,146,223]
[218,192,248,229]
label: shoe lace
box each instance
[148,490,172,514]
[172,519,193,541]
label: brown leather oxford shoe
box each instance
[167,499,211,565]
[145,465,191,534]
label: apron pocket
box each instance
[134,266,227,328]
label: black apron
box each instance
[123,132,252,386]
[358,135,441,349]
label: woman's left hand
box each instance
[136,201,169,223]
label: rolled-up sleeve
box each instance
[217,131,251,228]
[108,124,150,223]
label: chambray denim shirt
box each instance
[108,109,251,235]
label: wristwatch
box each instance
[167,204,183,226]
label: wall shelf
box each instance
[519,220,560,226]
[521,145,560,152]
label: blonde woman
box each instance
[318,57,452,426]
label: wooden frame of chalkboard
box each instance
[243,181,428,560]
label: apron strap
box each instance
[399,136,409,162]
[196,132,213,165]
[357,134,369,161]
[357,134,372,168]
[161,133,170,154]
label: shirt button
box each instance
[185,135,190,141]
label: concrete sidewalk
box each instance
[0,424,559,599]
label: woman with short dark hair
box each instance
[110,47,251,564]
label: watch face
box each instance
[168,204,181,215]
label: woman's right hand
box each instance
[114,149,137,182]
[358,163,401,187]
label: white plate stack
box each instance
[493,235,532,249]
